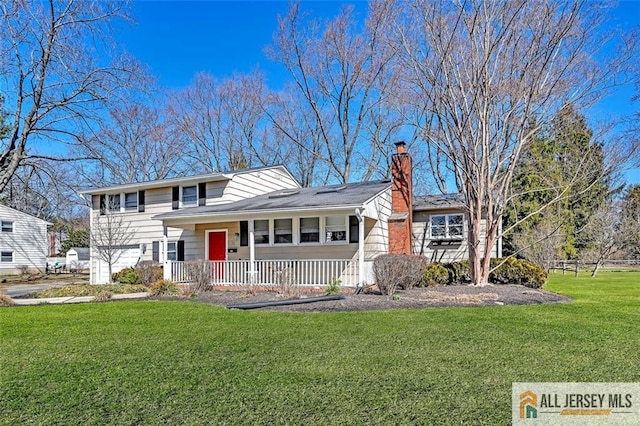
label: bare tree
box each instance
[266,1,403,184]
[581,203,621,277]
[74,102,188,186]
[168,71,281,174]
[0,0,140,193]
[513,220,564,272]
[393,0,637,285]
[90,198,134,283]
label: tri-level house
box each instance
[0,205,51,275]
[81,143,501,286]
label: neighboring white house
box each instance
[0,205,51,275]
[81,144,501,286]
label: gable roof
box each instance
[79,165,299,195]
[153,180,392,221]
[0,204,52,225]
[413,193,465,211]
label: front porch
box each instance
[166,258,363,289]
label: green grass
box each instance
[1,272,639,425]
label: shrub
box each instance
[444,261,471,284]
[149,279,179,296]
[135,261,163,286]
[0,294,16,307]
[112,267,139,285]
[17,265,30,276]
[420,262,449,287]
[38,284,148,298]
[489,258,547,288]
[186,260,213,295]
[373,254,426,295]
[325,278,341,295]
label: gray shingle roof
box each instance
[153,180,392,220]
[413,193,465,210]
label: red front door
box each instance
[208,231,227,261]
[208,231,227,280]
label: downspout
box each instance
[248,219,256,283]
[355,208,365,288]
[162,225,170,280]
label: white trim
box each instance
[205,229,228,261]
[429,213,464,240]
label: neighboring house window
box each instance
[1,221,13,232]
[0,251,13,262]
[274,219,293,244]
[108,194,121,212]
[254,220,270,244]
[124,192,138,211]
[325,216,347,242]
[299,217,320,243]
[182,185,197,206]
[430,214,464,239]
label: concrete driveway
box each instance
[1,283,62,298]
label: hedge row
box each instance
[373,255,546,295]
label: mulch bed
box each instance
[196,284,571,312]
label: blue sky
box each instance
[116,1,640,184]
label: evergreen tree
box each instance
[504,105,611,260]
[619,185,640,259]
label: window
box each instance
[430,214,464,239]
[299,217,320,243]
[254,220,270,244]
[0,251,13,263]
[1,221,13,232]
[325,216,346,242]
[182,185,197,206]
[167,242,177,261]
[274,219,292,244]
[108,194,121,212]
[349,215,359,243]
[124,192,138,211]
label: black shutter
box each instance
[240,221,248,247]
[349,215,359,243]
[177,240,185,261]
[172,186,179,210]
[99,195,106,215]
[152,241,159,262]
[198,182,206,206]
[138,190,145,212]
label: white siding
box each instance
[224,168,300,201]
[362,189,391,260]
[86,167,299,283]
[412,210,498,262]
[0,205,49,274]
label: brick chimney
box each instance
[388,141,413,255]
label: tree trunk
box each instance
[591,261,601,278]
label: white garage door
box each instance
[96,245,141,284]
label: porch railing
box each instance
[169,259,360,288]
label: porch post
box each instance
[162,225,171,280]
[248,219,256,281]
[356,208,365,287]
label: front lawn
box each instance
[1,272,639,424]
